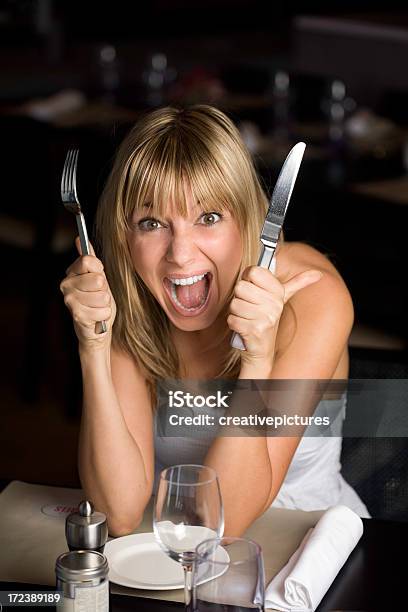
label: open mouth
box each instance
[163,272,212,315]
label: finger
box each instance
[227,315,268,350]
[75,236,96,257]
[234,279,275,305]
[71,287,111,309]
[283,270,323,303]
[227,313,251,337]
[72,304,112,327]
[66,255,104,277]
[241,265,282,292]
[229,297,260,320]
[62,272,107,293]
[228,302,280,334]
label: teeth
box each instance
[168,272,207,286]
[168,273,210,312]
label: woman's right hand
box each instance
[60,237,116,351]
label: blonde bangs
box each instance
[184,149,241,219]
[121,125,245,225]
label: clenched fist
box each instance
[228,265,323,367]
[60,237,116,351]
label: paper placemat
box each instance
[0,481,84,585]
[0,481,323,609]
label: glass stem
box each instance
[183,563,193,610]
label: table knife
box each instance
[231,141,306,350]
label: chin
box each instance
[168,312,217,332]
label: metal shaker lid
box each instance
[56,550,108,582]
[65,500,108,551]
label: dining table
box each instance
[1,517,405,611]
[0,480,406,611]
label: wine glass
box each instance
[192,536,265,611]
[153,464,224,608]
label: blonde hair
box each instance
[95,105,272,402]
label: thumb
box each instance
[282,270,323,303]
[75,236,96,257]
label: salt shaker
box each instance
[56,550,109,611]
[65,500,108,553]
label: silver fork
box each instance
[61,149,107,334]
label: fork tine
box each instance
[61,150,70,196]
[61,149,74,196]
[71,149,79,201]
[66,149,75,194]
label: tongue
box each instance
[175,277,208,309]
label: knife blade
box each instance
[231,141,306,351]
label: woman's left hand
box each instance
[227,265,323,370]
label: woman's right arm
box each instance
[78,347,154,537]
[60,242,154,536]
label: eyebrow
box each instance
[141,202,203,211]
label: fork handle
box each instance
[76,213,108,335]
[76,212,90,257]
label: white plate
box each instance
[105,532,228,590]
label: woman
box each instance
[60,105,369,537]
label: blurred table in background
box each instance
[351,175,408,206]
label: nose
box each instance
[165,226,198,268]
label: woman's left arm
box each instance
[204,263,353,536]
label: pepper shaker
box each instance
[65,500,108,553]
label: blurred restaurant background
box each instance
[1,1,408,520]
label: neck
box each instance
[170,307,231,374]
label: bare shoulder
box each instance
[275,242,354,373]
[278,241,344,280]
[278,241,352,306]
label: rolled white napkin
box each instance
[265,505,363,611]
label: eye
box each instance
[137,217,164,232]
[199,212,223,226]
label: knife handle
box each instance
[230,242,277,351]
